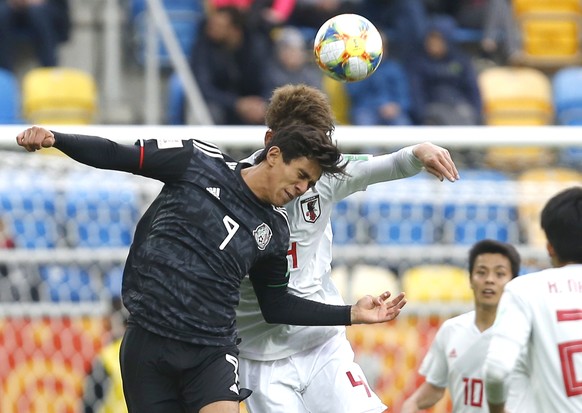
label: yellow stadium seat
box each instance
[401,264,473,303]
[479,66,554,171]
[322,74,351,125]
[22,67,98,125]
[331,265,400,302]
[517,167,582,246]
[479,66,553,125]
[517,12,582,68]
[513,0,582,15]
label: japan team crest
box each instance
[301,194,321,223]
[253,223,272,250]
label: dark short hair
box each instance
[265,84,336,138]
[255,124,346,176]
[468,239,521,278]
[541,186,582,263]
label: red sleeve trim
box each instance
[139,142,145,169]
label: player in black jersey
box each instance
[17,125,407,413]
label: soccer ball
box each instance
[313,14,383,83]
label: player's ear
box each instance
[264,130,273,146]
[546,242,556,259]
[265,146,281,167]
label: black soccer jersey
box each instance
[52,133,351,347]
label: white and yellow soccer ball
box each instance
[313,14,383,83]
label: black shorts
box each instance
[120,320,251,413]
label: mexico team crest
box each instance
[253,223,272,250]
[301,195,321,223]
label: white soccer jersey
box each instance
[420,311,535,413]
[485,264,582,413]
[236,147,423,361]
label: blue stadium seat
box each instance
[331,198,359,245]
[167,71,186,124]
[0,68,23,124]
[441,169,520,245]
[39,265,99,302]
[553,66,582,125]
[360,176,440,245]
[62,171,139,248]
[0,171,59,248]
[129,0,204,68]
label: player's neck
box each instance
[474,305,497,332]
[240,163,270,204]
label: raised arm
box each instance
[16,126,192,181]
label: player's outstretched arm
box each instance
[401,382,446,412]
[349,291,406,324]
[412,142,459,182]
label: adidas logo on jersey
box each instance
[206,187,221,199]
[448,349,457,358]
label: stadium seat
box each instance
[479,66,554,125]
[332,265,400,302]
[61,171,139,248]
[0,68,23,124]
[513,0,582,15]
[331,198,360,245]
[22,67,98,125]
[512,0,582,68]
[322,74,351,125]
[553,66,582,125]
[0,170,60,248]
[38,265,99,302]
[516,12,582,68]
[360,176,441,245]
[440,169,521,245]
[166,71,186,124]
[517,167,582,246]
[401,264,473,303]
[479,66,555,171]
[129,0,204,68]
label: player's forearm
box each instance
[365,146,422,185]
[53,131,141,172]
[401,382,445,412]
[259,291,352,326]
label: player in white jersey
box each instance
[401,239,535,413]
[236,84,460,413]
[484,186,582,413]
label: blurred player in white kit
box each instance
[236,84,460,413]
[484,186,582,413]
[401,239,536,413]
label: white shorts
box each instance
[240,331,387,413]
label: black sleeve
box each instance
[249,257,352,326]
[52,132,193,182]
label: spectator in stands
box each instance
[358,0,428,60]
[0,0,70,72]
[346,34,412,125]
[208,0,295,36]
[288,0,358,31]
[426,0,522,65]
[190,6,272,125]
[408,16,482,125]
[263,25,322,93]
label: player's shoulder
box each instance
[441,311,475,330]
[505,268,553,293]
